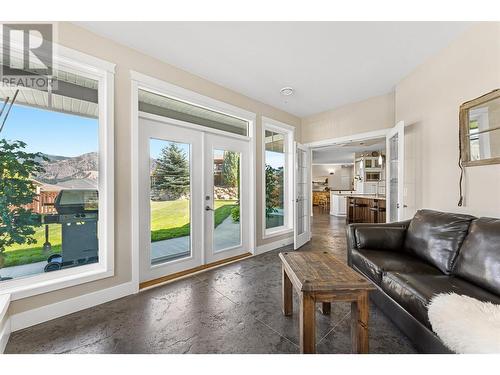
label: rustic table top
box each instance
[279,251,375,292]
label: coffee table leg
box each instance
[351,291,369,353]
[300,292,316,354]
[320,302,331,315]
[282,265,293,316]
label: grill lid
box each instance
[54,189,98,214]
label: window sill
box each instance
[263,227,293,239]
[0,263,114,301]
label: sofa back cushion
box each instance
[453,217,500,295]
[355,227,407,251]
[404,210,476,274]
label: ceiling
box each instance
[78,22,473,117]
[313,137,386,164]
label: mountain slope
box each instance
[35,152,98,185]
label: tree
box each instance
[152,143,190,200]
[222,151,239,188]
[265,164,283,218]
[0,139,46,274]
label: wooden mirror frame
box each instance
[459,89,500,167]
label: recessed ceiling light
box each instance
[280,87,294,96]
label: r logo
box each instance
[2,23,53,77]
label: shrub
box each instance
[231,205,240,223]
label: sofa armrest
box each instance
[346,220,411,265]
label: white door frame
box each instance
[131,71,256,290]
[304,125,409,224]
[304,128,391,217]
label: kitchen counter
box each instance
[344,194,385,200]
[345,195,386,224]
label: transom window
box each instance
[139,89,249,136]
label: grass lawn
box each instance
[150,199,236,242]
[2,199,236,268]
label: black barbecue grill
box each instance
[42,189,99,272]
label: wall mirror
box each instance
[460,89,500,166]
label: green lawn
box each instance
[150,199,236,242]
[2,199,237,268]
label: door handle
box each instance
[205,205,214,211]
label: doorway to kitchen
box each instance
[306,121,412,229]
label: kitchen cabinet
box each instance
[346,196,386,224]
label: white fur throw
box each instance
[428,293,500,353]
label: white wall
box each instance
[301,92,395,143]
[395,22,500,217]
[312,164,353,190]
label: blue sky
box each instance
[150,139,190,160]
[266,150,285,169]
[0,104,98,157]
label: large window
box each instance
[263,119,293,236]
[0,46,114,298]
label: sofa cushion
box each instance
[355,227,407,251]
[453,217,500,295]
[381,272,500,329]
[404,210,476,274]
[350,248,441,285]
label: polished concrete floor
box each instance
[5,208,417,354]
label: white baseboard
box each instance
[0,318,11,354]
[10,281,136,333]
[255,236,293,255]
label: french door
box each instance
[386,121,405,222]
[294,142,311,249]
[139,116,251,283]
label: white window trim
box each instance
[130,71,257,290]
[0,42,115,301]
[262,117,294,239]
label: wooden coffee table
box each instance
[279,251,375,354]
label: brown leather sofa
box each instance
[346,209,500,353]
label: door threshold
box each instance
[139,252,252,290]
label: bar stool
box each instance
[353,199,368,223]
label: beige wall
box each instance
[395,22,500,217]
[301,93,395,144]
[8,22,300,316]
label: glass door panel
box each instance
[386,121,405,223]
[389,133,399,222]
[212,149,242,252]
[297,148,307,236]
[149,138,191,265]
[294,144,311,249]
